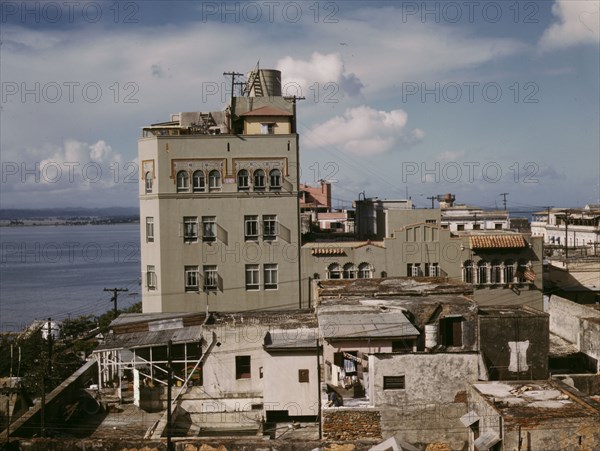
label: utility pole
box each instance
[285,95,305,134]
[564,209,570,266]
[41,317,52,438]
[104,288,129,316]
[427,196,436,209]
[166,340,173,451]
[500,193,509,211]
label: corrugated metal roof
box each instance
[470,235,526,249]
[264,329,318,350]
[319,312,419,339]
[96,325,203,351]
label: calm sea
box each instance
[0,224,141,332]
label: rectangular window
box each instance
[392,339,413,353]
[245,264,260,290]
[298,369,309,383]
[263,215,278,240]
[146,217,154,242]
[472,223,481,230]
[183,216,198,242]
[264,264,278,290]
[495,223,503,230]
[202,216,216,242]
[185,266,199,292]
[203,265,218,291]
[244,215,259,241]
[428,263,439,277]
[441,317,463,347]
[261,123,275,135]
[457,224,465,231]
[408,263,421,277]
[146,265,156,291]
[383,375,405,390]
[425,219,437,224]
[236,355,251,379]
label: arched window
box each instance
[269,169,282,190]
[208,170,221,190]
[145,171,153,193]
[491,260,502,284]
[477,261,488,284]
[176,170,189,192]
[358,263,373,279]
[254,169,266,190]
[237,169,250,190]
[327,263,341,279]
[343,263,357,279]
[463,260,473,284]
[192,170,205,192]
[504,259,515,284]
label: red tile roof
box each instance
[470,235,526,249]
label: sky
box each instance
[1,0,599,211]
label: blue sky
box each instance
[1,0,598,210]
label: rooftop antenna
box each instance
[500,192,509,211]
[427,196,436,209]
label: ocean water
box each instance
[0,224,142,331]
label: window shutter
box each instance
[279,222,291,243]
[282,178,293,192]
[178,222,183,237]
[217,273,223,292]
[217,224,228,245]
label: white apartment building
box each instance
[531,205,600,252]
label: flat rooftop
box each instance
[316,277,472,299]
[472,381,600,421]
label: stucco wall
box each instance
[548,295,600,346]
[368,353,479,449]
[478,309,549,380]
[139,132,302,313]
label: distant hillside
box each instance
[0,207,139,220]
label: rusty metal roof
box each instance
[470,234,526,249]
[95,325,203,351]
[319,312,419,340]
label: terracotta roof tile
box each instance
[470,235,526,249]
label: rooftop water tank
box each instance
[246,69,282,97]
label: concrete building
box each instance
[531,205,600,253]
[313,277,549,449]
[139,68,303,313]
[301,206,544,310]
[465,380,600,450]
[93,310,319,437]
[548,295,600,373]
[441,204,510,233]
[543,256,600,304]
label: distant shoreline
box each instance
[0,219,139,227]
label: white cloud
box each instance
[540,0,600,51]
[1,139,136,208]
[304,105,423,156]
[436,150,466,162]
[276,52,364,99]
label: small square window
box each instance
[298,369,309,383]
[383,375,405,390]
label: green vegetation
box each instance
[0,302,142,397]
